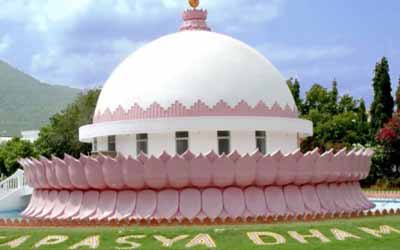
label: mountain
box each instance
[0,60,81,136]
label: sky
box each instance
[0,0,399,104]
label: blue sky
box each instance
[0,0,398,103]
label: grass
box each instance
[0,216,399,250]
[364,188,400,192]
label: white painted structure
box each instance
[0,169,32,212]
[21,130,40,143]
[0,137,12,144]
[0,130,39,144]
[81,117,310,155]
[79,24,313,156]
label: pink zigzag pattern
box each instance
[93,100,298,123]
[19,148,373,191]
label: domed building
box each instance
[79,4,312,157]
[19,1,373,224]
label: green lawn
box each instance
[0,216,399,250]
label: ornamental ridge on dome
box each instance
[180,0,211,31]
[92,100,299,124]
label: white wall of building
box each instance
[94,130,299,157]
[80,116,312,143]
[97,136,109,152]
[267,132,298,154]
[148,133,175,155]
[0,137,12,144]
[21,130,40,143]
[231,131,256,155]
[189,131,218,155]
[0,130,40,145]
[116,135,136,156]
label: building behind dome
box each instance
[79,8,312,157]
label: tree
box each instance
[0,138,37,176]
[286,78,303,114]
[302,84,331,114]
[358,99,368,123]
[35,89,101,158]
[317,112,362,150]
[356,99,370,144]
[338,94,356,113]
[373,112,400,182]
[370,57,394,138]
[396,77,400,112]
[300,82,370,152]
[302,110,368,152]
[328,79,339,114]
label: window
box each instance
[217,131,231,155]
[176,131,189,155]
[92,138,98,152]
[255,131,266,155]
[136,133,148,155]
[108,136,116,152]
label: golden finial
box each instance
[189,0,199,9]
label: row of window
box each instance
[93,131,267,155]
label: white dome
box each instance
[95,31,296,115]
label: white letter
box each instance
[0,235,30,248]
[154,235,188,247]
[359,225,400,238]
[247,232,286,245]
[35,235,69,248]
[69,235,100,249]
[331,228,361,241]
[185,234,216,248]
[288,230,331,244]
[115,235,146,250]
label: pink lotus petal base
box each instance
[19,148,374,222]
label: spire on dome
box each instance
[180,0,211,32]
[189,0,200,9]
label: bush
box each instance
[374,112,400,181]
[0,137,37,176]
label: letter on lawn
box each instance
[154,235,189,247]
[115,235,146,250]
[34,235,69,248]
[288,230,331,244]
[69,235,100,249]
[0,236,30,248]
[359,225,400,238]
[331,228,361,241]
[185,234,216,248]
[247,232,286,245]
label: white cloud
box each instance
[30,38,146,87]
[0,35,11,53]
[283,64,363,78]
[0,0,285,87]
[255,43,361,95]
[203,0,284,32]
[0,0,284,33]
[258,44,355,63]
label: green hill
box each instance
[0,60,81,136]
